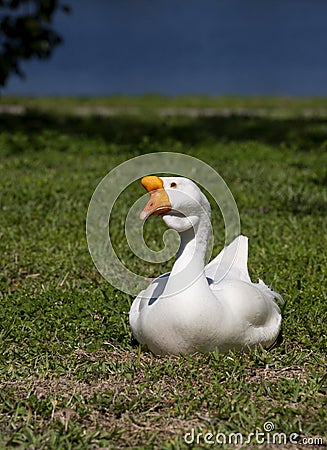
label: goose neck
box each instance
[164,219,210,296]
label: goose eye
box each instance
[170,182,177,188]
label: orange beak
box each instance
[140,176,171,220]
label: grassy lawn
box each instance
[0,97,326,449]
[3,94,327,116]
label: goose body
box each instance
[129,176,282,355]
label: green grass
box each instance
[2,94,327,116]
[0,97,326,449]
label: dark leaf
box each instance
[0,0,72,87]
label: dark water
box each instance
[4,0,327,96]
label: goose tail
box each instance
[257,278,284,306]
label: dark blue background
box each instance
[4,0,327,96]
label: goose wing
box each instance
[205,235,251,284]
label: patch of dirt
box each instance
[245,365,308,384]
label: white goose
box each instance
[129,176,282,355]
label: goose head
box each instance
[140,176,211,233]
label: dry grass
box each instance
[1,348,323,449]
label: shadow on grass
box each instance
[1,110,327,154]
